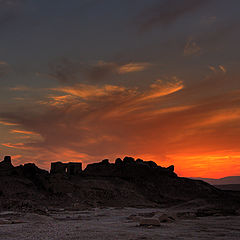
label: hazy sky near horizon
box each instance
[1,0,240,178]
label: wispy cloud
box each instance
[0,120,19,126]
[184,37,201,56]
[0,77,185,158]
[209,65,227,74]
[2,142,32,150]
[208,65,217,73]
[0,0,26,28]
[48,59,152,83]
[51,84,126,100]
[9,86,31,91]
[0,60,10,77]
[1,73,240,176]
[219,65,227,73]
[10,129,40,136]
[137,0,213,32]
[140,77,184,101]
[117,63,151,74]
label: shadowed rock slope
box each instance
[0,156,239,212]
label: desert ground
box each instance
[0,207,240,240]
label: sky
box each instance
[1,0,240,178]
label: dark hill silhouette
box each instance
[192,176,240,185]
[0,156,240,214]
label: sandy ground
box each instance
[0,208,240,240]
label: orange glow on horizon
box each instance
[2,77,240,179]
[166,153,240,178]
[2,140,240,178]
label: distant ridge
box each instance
[191,176,240,185]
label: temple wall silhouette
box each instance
[50,162,82,175]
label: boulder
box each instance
[155,213,175,223]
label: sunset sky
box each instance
[1,0,240,178]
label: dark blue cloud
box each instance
[137,0,214,32]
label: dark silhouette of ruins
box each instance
[50,162,82,175]
[0,156,13,175]
[48,156,175,179]
[0,155,175,178]
[0,155,176,181]
[2,155,238,212]
[83,157,176,179]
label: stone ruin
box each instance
[50,162,82,175]
[84,156,176,179]
[0,155,175,179]
[0,156,14,175]
[3,156,12,164]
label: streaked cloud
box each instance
[48,59,152,83]
[10,129,40,136]
[184,37,201,56]
[219,65,227,73]
[52,84,126,100]
[1,73,240,176]
[0,120,19,126]
[117,63,151,74]
[208,65,217,73]
[137,0,213,32]
[209,65,227,74]
[140,77,184,100]
[9,86,31,91]
[2,142,32,150]
[0,60,10,77]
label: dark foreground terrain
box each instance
[1,207,240,240]
[0,156,240,239]
[215,184,240,191]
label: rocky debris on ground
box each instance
[139,217,161,227]
[1,208,240,240]
[155,213,175,222]
[128,212,175,226]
